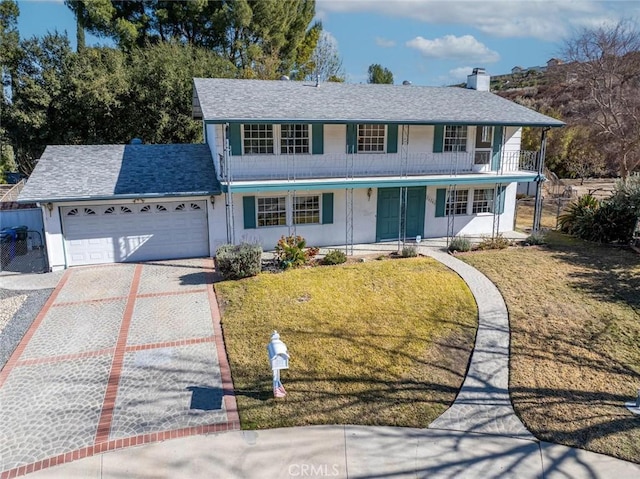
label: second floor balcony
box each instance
[220,150,539,183]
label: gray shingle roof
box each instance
[19,144,220,203]
[193,78,564,127]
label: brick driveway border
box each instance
[0,258,239,478]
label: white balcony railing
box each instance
[221,150,538,182]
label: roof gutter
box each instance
[203,119,565,128]
[18,190,223,204]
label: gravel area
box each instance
[0,294,28,334]
[0,288,53,370]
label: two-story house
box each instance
[20,69,563,270]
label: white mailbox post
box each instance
[267,331,289,398]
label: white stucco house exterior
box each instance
[20,69,563,270]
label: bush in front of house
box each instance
[274,235,319,269]
[476,234,512,250]
[323,249,347,265]
[216,243,263,279]
[401,245,418,257]
[524,232,546,246]
[448,236,471,253]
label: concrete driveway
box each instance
[0,259,238,477]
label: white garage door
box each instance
[61,200,209,266]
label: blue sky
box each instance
[16,0,639,85]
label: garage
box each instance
[61,200,209,266]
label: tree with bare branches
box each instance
[561,20,640,178]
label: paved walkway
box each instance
[2,248,639,478]
[425,248,532,439]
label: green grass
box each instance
[216,258,477,429]
[462,231,640,463]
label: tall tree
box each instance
[367,63,393,84]
[4,34,238,173]
[4,32,73,173]
[66,0,318,78]
[561,19,640,178]
[0,0,20,177]
[123,42,236,143]
[299,29,344,82]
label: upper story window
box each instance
[479,126,493,145]
[243,124,274,154]
[358,124,385,152]
[243,124,311,155]
[444,125,468,152]
[281,124,310,154]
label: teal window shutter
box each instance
[229,124,242,156]
[491,126,504,171]
[312,124,324,154]
[387,124,398,153]
[433,125,444,153]
[435,189,446,217]
[495,185,506,214]
[346,124,357,153]
[322,193,334,224]
[243,196,256,229]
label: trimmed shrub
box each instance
[274,235,319,269]
[448,236,471,253]
[476,234,511,250]
[216,243,262,279]
[524,232,546,246]
[401,245,418,257]
[323,249,347,265]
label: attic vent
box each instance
[402,80,412,85]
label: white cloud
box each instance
[317,0,618,41]
[375,37,396,48]
[407,35,500,63]
[448,66,474,81]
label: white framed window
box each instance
[257,197,287,227]
[480,126,493,144]
[472,188,495,213]
[444,125,468,152]
[243,124,274,154]
[281,124,310,154]
[446,189,469,216]
[293,195,320,225]
[357,124,385,152]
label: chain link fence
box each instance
[514,196,575,233]
[0,229,48,274]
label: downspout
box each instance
[532,127,549,233]
[224,123,235,244]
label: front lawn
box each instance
[462,231,640,463]
[216,257,477,429]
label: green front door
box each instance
[376,187,426,241]
[376,188,400,241]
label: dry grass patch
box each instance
[462,232,640,463]
[216,257,477,429]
